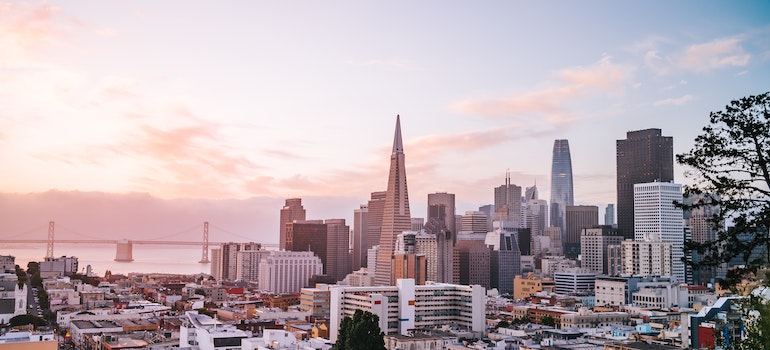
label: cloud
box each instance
[653,94,695,106]
[452,56,633,126]
[680,37,750,72]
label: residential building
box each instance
[553,269,596,295]
[595,276,644,307]
[214,242,261,282]
[0,273,26,323]
[235,249,268,282]
[300,284,331,319]
[329,279,485,341]
[514,273,555,300]
[621,240,673,277]
[580,225,623,275]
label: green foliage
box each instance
[511,315,531,325]
[497,320,509,328]
[15,265,27,289]
[69,273,100,286]
[335,309,385,350]
[9,314,46,328]
[677,92,770,288]
[540,315,555,327]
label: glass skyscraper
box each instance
[550,139,574,236]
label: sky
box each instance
[1,1,769,243]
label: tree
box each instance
[9,314,46,328]
[14,265,27,289]
[335,309,385,350]
[540,315,555,327]
[677,91,770,288]
[496,320,509,328]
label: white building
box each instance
[180,312,250,350]
[621,240,672,277]
[631,281,689,309]
[258,251,322,294]
[634,182,684,282]
[40,256,79,278]
[0,256,14,274]
[329,279,485,342]
[235,249,268,282]
[0,273,26,324]
[553,269,596,295]
[580,226,623,275]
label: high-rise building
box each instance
[544,227,563,256]
[279,198,306,250]
[550,140,574,235]
[214,242,262,281]
[525,199,548,238]
[427,192,456,239]
[454,240,491,289]
[621,240,673,277]
[418,217,454,283]
[477,205,494,231]
[564,205,598,258]
[235,249,269,282]
[604,204,615,226]
[352,205,369,271]
[525,184,539,201]
[494,171,522,226]
[258,251,322,294]
[616,129,674,240]
[488,228,522,294]
[461,211,489,234]
[392,253,426,285]
[580,225,623,275]
[375,116,412,286]
[410,218,424,231]
[367,191,386,266]
[285,219,351,282]
[634,182,684,281]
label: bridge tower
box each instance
[199,221,210,263]
[46,221,55,259]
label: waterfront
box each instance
[1,243,211,276]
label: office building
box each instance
[634,182,684,282]
[550,139,574,234]
[580,225,623,275]
[416,218,454,283]
[367,191,387,267]
[514,273,555,300]
[554,270,596,295]
[488,228,522,294]
[352,205,369,271]
[616,129,674,239]
[258,251,322,294]
[494,171,522,226]
[605,204,615,226]
[478,204,494,231]
[286,219,351,282]
[427,192,456,238]
[279,198,306,250]
[410,218,424,231]
[454,240,491,289]
[460,211,489,234]
[525,199,548,238]
[565,205,598,258]
[329,279,485,341]
[375,116,413,286]
[544,227,563,256]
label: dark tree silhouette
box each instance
[335,309,385,350]
[677,91,770,288]
[540,315,555,327]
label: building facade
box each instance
[375,116,413,286]
[258,251,322,294]
[634,182,684,282]
[580,225,623,275]
[616,129,674,240]
[565,205,598,258]
[550,139,574,235]
[279,198,306,251]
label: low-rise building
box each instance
[513,273,554,300]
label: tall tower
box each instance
[352,205,369,271]
[616,129,674,240]
[375,116,412,286]
[279,198,306,250]
[494,171,522,227]
[634,182,684,282]
[427,192,456,241]
[550,140,574,235]
[564,205,598,258]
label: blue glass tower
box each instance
[550,139,574,239]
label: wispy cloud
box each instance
[680,37,750,72]
[653,94,695,106]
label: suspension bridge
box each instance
[0,221,277,263]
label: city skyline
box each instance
[1,2,769,243]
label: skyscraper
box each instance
[550,140,574,235]
[604,204,615,226]
[285,219,351,282]
[494,171,522,226]
[375,116,412,286]
[616,129,674,240]
[427,192,456,240]
[565,205,598,258]
[634,182,684,282]
[352,205,369,271]
[367,191,386,266]
[279,198,306,250]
